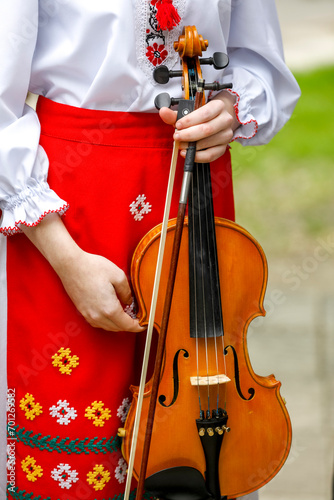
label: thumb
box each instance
[159,107,177,127]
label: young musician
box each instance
[0,1,300,498]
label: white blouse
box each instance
[0,0,300,234]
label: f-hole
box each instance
[224,345,255,401]
[158,349,189,408]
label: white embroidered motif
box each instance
[124,299,137,319]
[129,194,152,221]
[115,457,127,484]
[49,400,77,425]
[51,463,79,489]
[117,397,131,423]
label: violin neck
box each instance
[188,162,224,339]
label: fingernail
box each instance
[174,132,180,140]
[180,150,186,157]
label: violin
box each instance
[118,26,291,500]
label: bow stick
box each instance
[123,138,180,500]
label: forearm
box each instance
[21,213,143,332]
[21,213,80,275]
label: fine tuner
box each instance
[153,51,232,111]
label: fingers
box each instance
[174,100,233,143]
[175,99,224,130]
[158,95,236,161]
[183,144,228,163]
[104,269,145,332]
[61,252,146,333]
[112,267,133,306]
[87,305,145,333]
[159,100,230,138]
[107,304,145,333]
[178,127,233,163]
[83,288,145,333]
[171,100,234,163]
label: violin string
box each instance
[191,174,202,415]
[202,163,221,414]
[212,204,228,408]
[202,162,229,411]
[188,65,203,416]
[192,158,210,413]
[191,69,211,414]
[221,334,228,409]
[190,64,210,416]
[196,164,211,415]
[206,165,221,413]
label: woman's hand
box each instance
[21,213,144,332]
[159,90,239,163]
[57,251,144,332]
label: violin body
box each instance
[121,216,291,498]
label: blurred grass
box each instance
[231,65,334,256]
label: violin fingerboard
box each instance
[188,162,224,339]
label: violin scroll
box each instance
[173,25,208,58]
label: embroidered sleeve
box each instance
[0,2,69,236]
[219,0,300,146]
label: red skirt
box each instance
[6,97,235,500]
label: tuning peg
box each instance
[154,92,180,110]
[200,52,229,70]
[153,65,183,84]
[204,82,233,91]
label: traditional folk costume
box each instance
[0,1,300,499]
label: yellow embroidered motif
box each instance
[19,393,43,421]
[87,464,111,491]
[51,347,79,375]
[84,401,111,427]
[21,455,43,482]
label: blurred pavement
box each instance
[276,0,334,71]
[249,2,334,499]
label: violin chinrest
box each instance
[145,466,213,500]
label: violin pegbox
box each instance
[153,26,232,111]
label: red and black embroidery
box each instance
[136,0,185,82]
[145,2,168,67]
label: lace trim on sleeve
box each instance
[0,181,69,236]
[228,89,258,142]
[1,205,69,236]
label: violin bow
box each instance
[123,138,180,500]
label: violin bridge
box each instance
[190,374,230,386]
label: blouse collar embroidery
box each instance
[136,0,186,83]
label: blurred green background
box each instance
[232,65,334,257]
